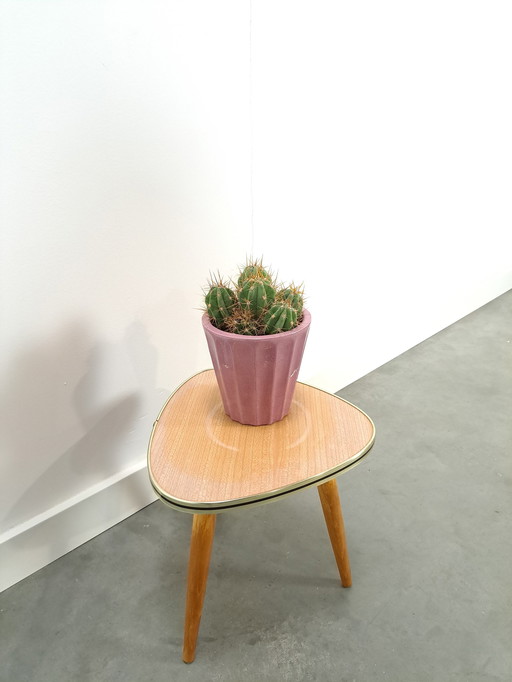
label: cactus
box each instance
[237,258,272,287]
[204,259,305,335]
[205,281,236,327]
[276,284,304,316]
[238,278,276,318]
[263,302,298,334]
[224,309,261,335]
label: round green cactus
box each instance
[238,278,276,318]
[205,284,236,326]
[263,303,298,334]
[237,263,272,287]
[277,285,304,316]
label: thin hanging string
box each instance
[249,0,255,255]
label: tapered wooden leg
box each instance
[182,514,216,663]
[318,479,352,587]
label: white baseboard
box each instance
[0,460,157,593]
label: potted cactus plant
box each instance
[202,258,311,425]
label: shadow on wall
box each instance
[1,320,167,535]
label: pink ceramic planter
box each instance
[202,309,311,426]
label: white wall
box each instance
[252,0,512,390]
[0,0,251,590]
[1,0,511,590]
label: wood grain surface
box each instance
[318,480,352,587]
[182,514,216,663]
[148,370,375,511]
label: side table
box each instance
[147,369,375,662]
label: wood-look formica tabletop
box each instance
[148,370,375,513]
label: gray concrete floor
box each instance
[1,291,511,682]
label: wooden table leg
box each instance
[317,479,352,587]
[182,513,216,663]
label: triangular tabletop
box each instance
[148,370,375,512]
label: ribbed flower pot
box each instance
[202,309,311,426]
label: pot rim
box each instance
[202,308,311,340]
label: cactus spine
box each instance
[224,309,260,335]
